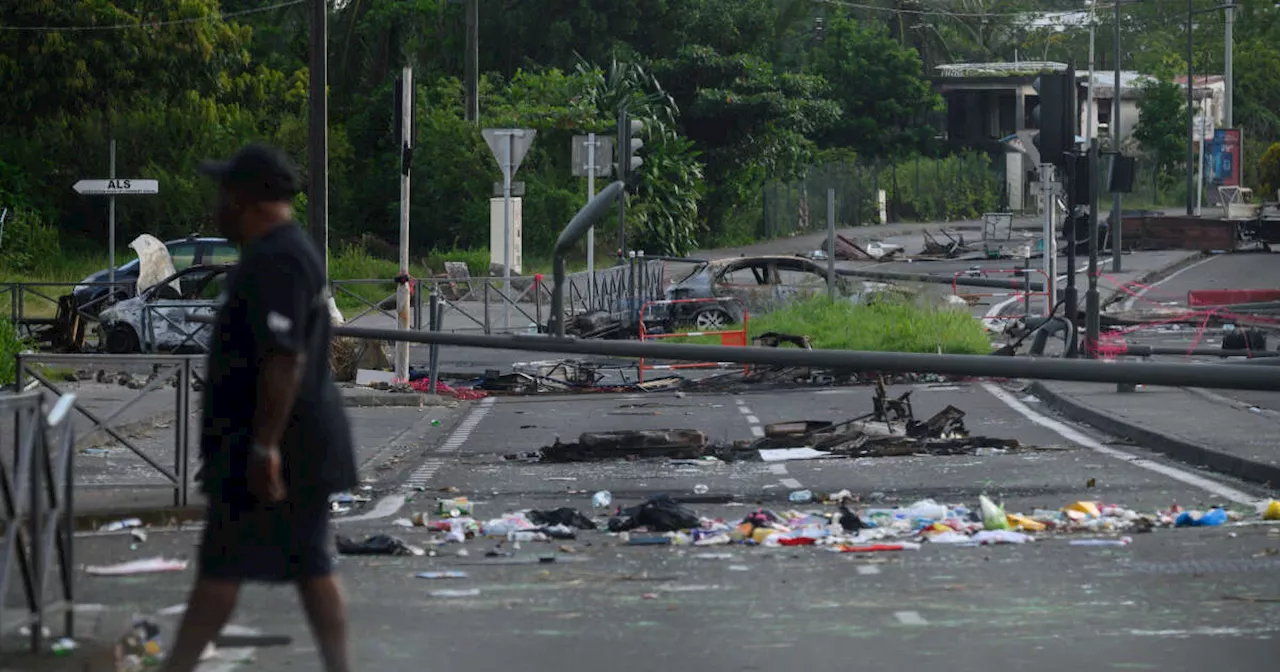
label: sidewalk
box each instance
[1030,380,1280,488]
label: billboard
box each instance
[1209,129,1242,187]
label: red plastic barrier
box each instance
[1187,289,1280,307]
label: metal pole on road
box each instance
[1185,0,1196,216]
[267,321,1280,393]
[1040,163,1057,311]
[108,139,116,289]
[1085,138,1102,358]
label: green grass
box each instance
[668,295,993,354]
[1,317,35,385]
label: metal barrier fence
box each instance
[141,301,217,353]
[328,259,667,335]
[637,298,750,382]
[15,354,198,506]
[0,391,76,654]
[953,267,1052,316]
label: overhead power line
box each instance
[813,0,1124,22]
[0,0,306,33]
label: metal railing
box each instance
[15,354,198,506]
[141,301,217,353]
[0,391,76,654]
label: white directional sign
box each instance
[73,178,160,195]
[482,128,536,179]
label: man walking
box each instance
[162,144,356,672]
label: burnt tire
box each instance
[692,307,732,331]
[104,325,140,354]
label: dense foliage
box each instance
[2,1,1277,271]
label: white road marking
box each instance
[750,426,765,438]
[895,611,928,626]
[734,398,745,406]
[1121,254,1218,311]
[779,477,803,490]
[745,414,760,424]
[341,397,498,523]
[982,259,1109,329]
[768,464,789,475]
[984,383,1255,504]
[738,406,752,414]
[856,565,882,576]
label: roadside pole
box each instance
[1040,163,1057,313]
[394,67,413,383]
[587,133,596,306]
[482,128,536,332]
[826,189,836,302]
[72,147,160,297]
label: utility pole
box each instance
[1085,139,1102,359]
[1224,3,1234,128]
[395,68,414,383]
[586,132,597,305]
[108,139,116,288]
[1185,0,1196,216]
[309,0,329,275]
[464,0,478,124]
[1085,2,1097,144]
[1111,0,1123,272]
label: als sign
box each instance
[73,179,160,195]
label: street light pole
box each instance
[1185,0,1195,216]
[1224,3,1234,128]
[1111,0,1123,272]
[309,0,329,273]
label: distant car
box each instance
[72,235,239,316]
[656,255,854,329]
[96,265,231,354]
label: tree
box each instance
[808,16,941,160]
[651,45,839,241]
[1133,81,1187,189]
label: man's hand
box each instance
[249,443,286,503]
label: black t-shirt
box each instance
[200,224,357,503]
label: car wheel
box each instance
[104,325,140,354]
[693,307,731,331]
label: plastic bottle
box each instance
[788,489,813,504]
[693,484,709,495]
[592,490,612,508]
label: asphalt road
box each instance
[59,383,1280,672]
[1111,250,1280,412]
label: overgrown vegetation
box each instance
[0,317,33,386]
[673,295,992,354]
[747,296,992,354]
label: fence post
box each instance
[427,293,440,395]
[534,274,543,333]
[30,402,44,654]
[483,283,491,335]
[412,279,424,331]
[175,358,189,507]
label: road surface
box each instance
[61,383,1280,672]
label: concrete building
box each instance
[934,61,1222,212]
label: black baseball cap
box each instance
[198,144,301,201]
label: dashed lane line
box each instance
[738,397,800,491]
[337,397,496,524]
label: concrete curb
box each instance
[1027,381,1280,488]
[340,390,449,407]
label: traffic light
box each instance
[1030,66,1077,167]
[617,109,644,185]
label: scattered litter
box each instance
[592,490,613,508]
[729,564,750,571]
[50,637,77,656]
[130,529,148,544]
[99,518,143,533]
[436,497,473,517]
[1070,537,1133,547]
[971,530,1032,545]
[759,447,829,462]
[528,507,598,530]
[1175,508,1227,527]
[86,557,188,576]
[609,495,701,533]
[1260,500,1280,521]
[693,484,710,494]
[429,589,481,598]
[335,534,424,556]
[788,490,814,504]
[416,571,469,580]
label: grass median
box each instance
[663,295,993,354]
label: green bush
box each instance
[0,317,34,386]
[0,209,62,277]
[746,295,992,353]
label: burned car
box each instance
[97,265,231,353]
[654,255,855,329]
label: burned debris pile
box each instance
[511,379,1027,464]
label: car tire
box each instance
[104,325,140,354]
[692,307,732,331]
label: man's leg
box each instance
[298,574,352,672]
[160,578,241,671]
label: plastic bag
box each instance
[980,495,1009,530]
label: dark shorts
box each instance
[198,496,334,583]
